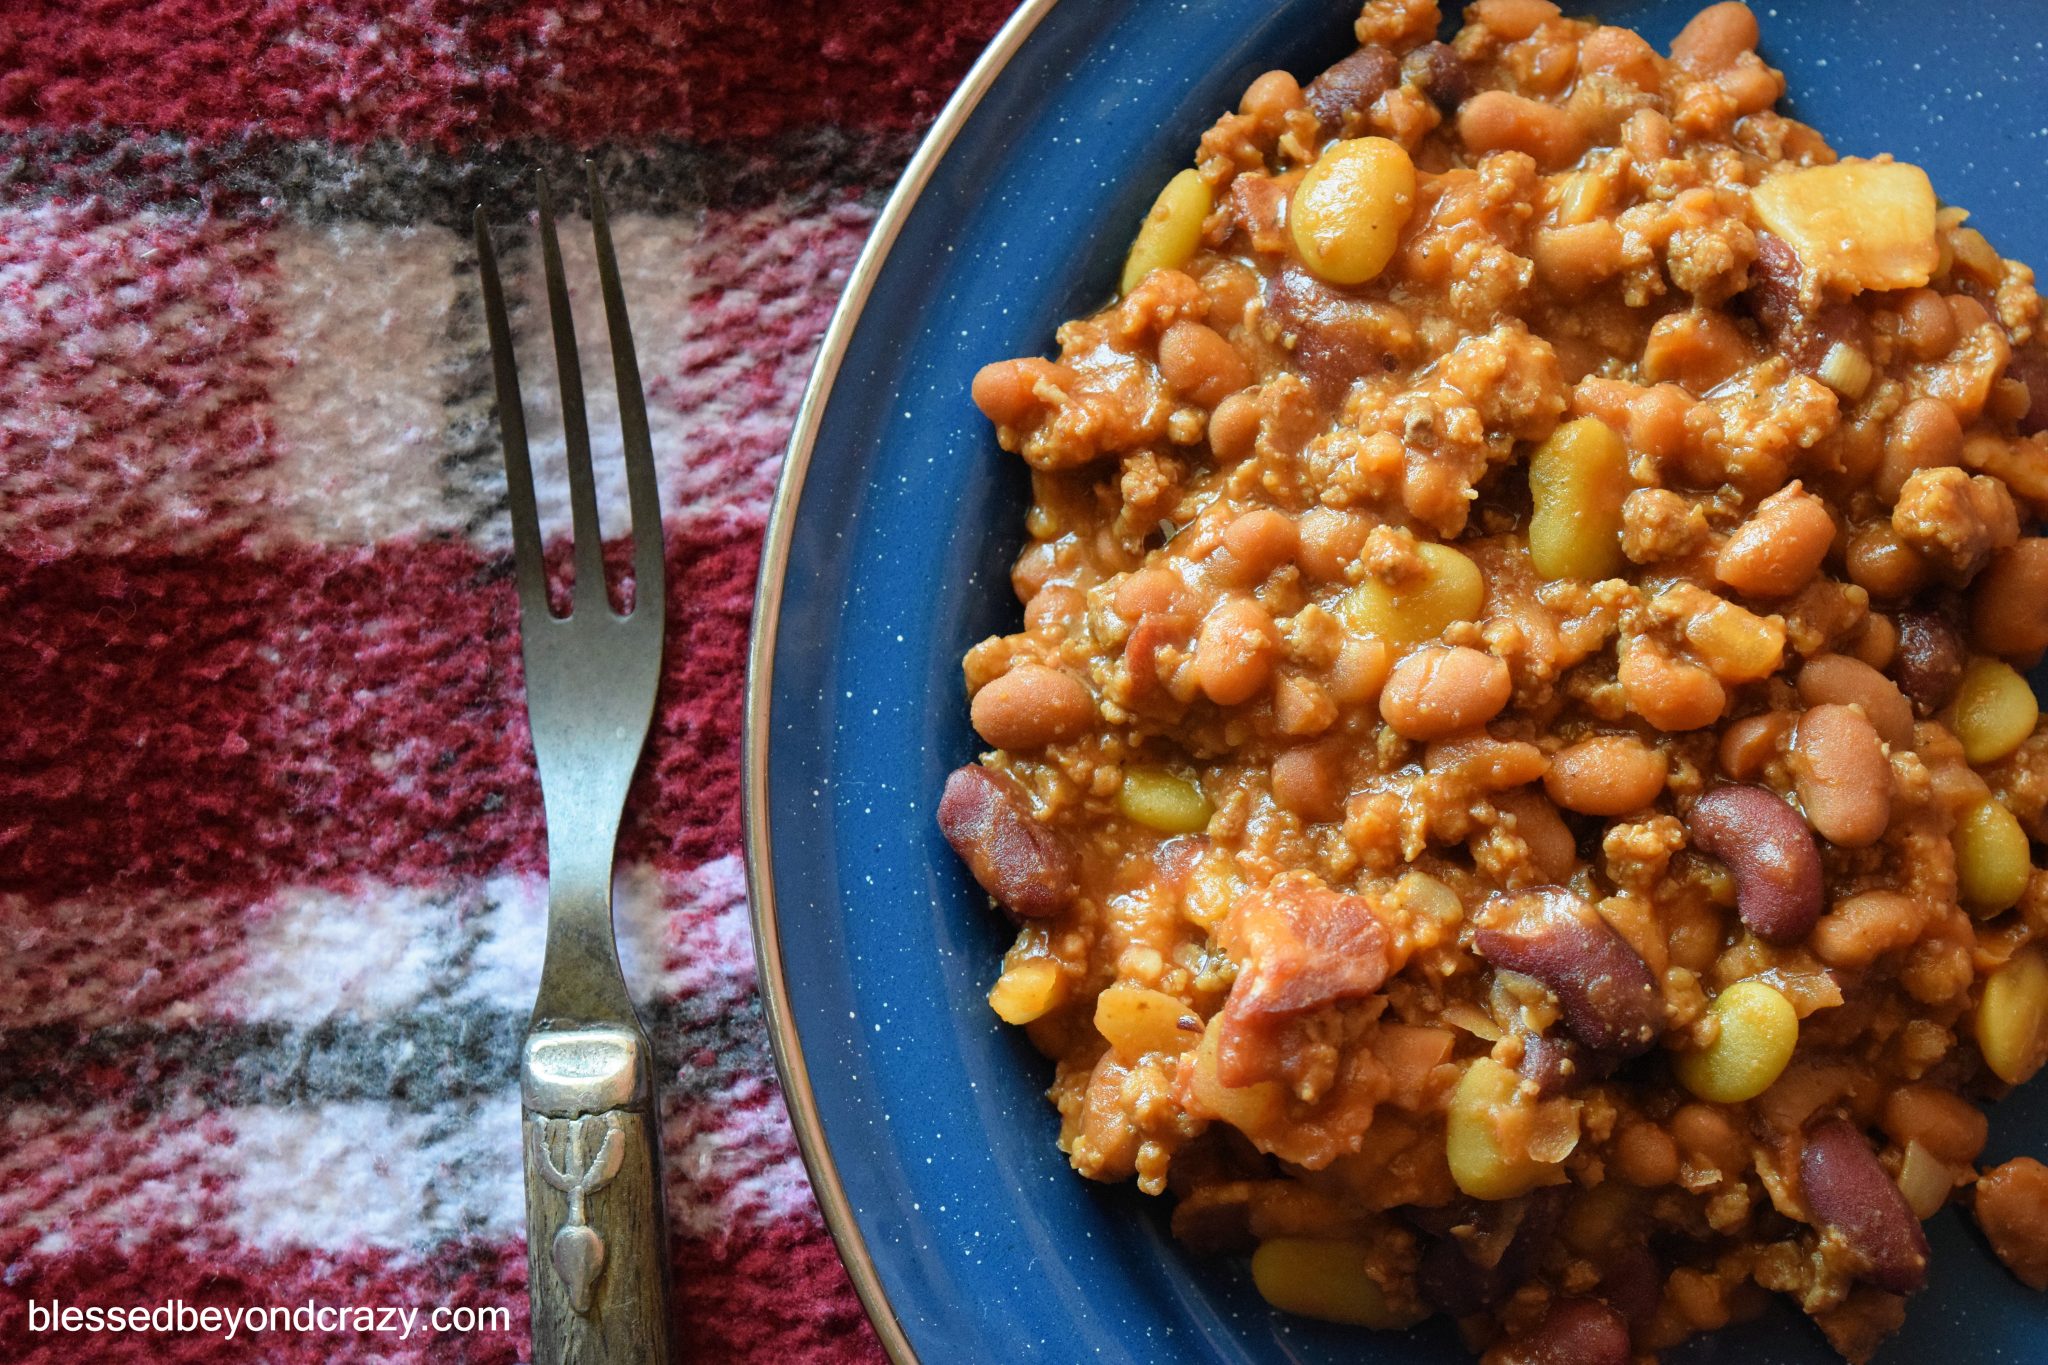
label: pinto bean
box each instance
[1379,645,1511,741]
[1797,655,1914,750]
[1791,705,1892,848]
[1847,520,1931,600]
[1686,784,1824,944]
[1892,610,1965,715]
[1474,887,1662,1056]
[1507,1298,1633,1365]
[1876,398,1963,505]
[971,357,1072,428]
[1457,90,1585,170]
[1971,539,2048,662]
[1976,1158,2048,1289]
[1544,735,1668,815]
[1670,1,1759,70]
[1715,482,1836,598]
[1614,1121,1681,1188]
[1159,321,1252,407]
[971,664,1096,749]
[1810,890,1925,969]
[1881,1085,1988,1164]
[1196,598,1279,705]
[1115,566,1183,621]
[1848,612,1898,670]
[1221,509,1299,584]
[1799,1118,1931,1295]
[1271,742,1347,821]
[1619,637,1727,732]
[1239,69,1305,124]
[1579,25,1663,91]
[1494,787,1579,882]
[937,765,1078,919]
[1717,711,1793,780]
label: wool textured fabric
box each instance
[0,2,1016,1360]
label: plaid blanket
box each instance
[0,2,1013,1359]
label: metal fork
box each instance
[475,168,674,1365]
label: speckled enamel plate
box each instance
[743,3,2048,1360]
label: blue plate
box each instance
[744,2,2048,1361]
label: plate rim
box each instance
[739,1,1062,1360]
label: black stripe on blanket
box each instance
[0,126,915,227]
[0,998,771,1112]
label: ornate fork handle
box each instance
[522,1027,670,1360]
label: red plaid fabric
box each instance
[0,3,1015,1359]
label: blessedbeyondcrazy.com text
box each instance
[24,1297,512,1341]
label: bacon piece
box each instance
[1215,875,1394,1085]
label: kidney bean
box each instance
[1799,1118,1930,1295]
[1474,887,1662,1056]
[1122,614,1185,701]
[1516,1030,1581,1096]
[1380,645,1511,741]
[2010,343,2048,437]
[937,765,1078,919]
[1796,655,1915,750]
[1411,1190,1562,1316]
[1416,1236,1493,1317]
[1507,1298,1633,1365]
[971,663,1095,749]
[1744,233,1801,337]
[1892,609,1964,715]
[1152,834,1210,891]
[1743,233,1872,374]
[1596,1244,1664,1329]
[1265,264,1397,391]
[1686,785,1824,943]
[1304,45,1398,129]
[1408,40,1472,111]
[1971,539,2048,662]
[1791,704,1892,848]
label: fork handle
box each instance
[522,1026,674,1365]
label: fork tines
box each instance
[474,168,665,625]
